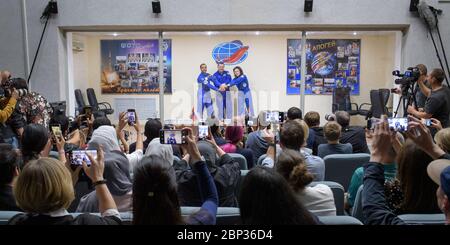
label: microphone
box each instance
[418,1,437,29]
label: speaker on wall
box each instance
[304,0,313,12]
[409,0,419,12]
[152,0,161,14]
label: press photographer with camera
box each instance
[407,68,450,130]
[392,64,429,110]
[0,71,20,124]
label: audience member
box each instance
[0,144,21,211]
[335,111,370,154]
[129,118,161,154]
[304,111,326,154]
[176,138,240,207]
[76,126,133,212]
[132,128,218,225]
[362,116,450,225]
[276,149,336,216]
[220,125,254,169]
[318,121,353,158]
[246,111,271,162]
[287,107,302,120]
[435,128,450,153]
[261,119,325,181]
[20,124,51,167]
[239,166,319,225]
[8,150,121,225]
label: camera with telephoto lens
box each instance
[393,67,421,86]
[1,78,28,97]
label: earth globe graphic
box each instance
[311,52,336,76]
[212,40,248,65]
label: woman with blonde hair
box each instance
[8,148,121,225]
[434,128,450,153]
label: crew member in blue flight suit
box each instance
[197,63,218,119]
[226,66,254,118]
[167,133,177,144]
[213,62,233,120]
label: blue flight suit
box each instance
[213,71,233,120]
[167,135,177,144]
[227,74,254,118]
[197,72,218,119]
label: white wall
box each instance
[1,0,449,111]
[72,32,395,125]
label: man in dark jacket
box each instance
[176,140,240,207]
[245,111,271,163]
[336,111,370,154]
[363,116,450,225]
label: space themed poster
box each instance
[287,39,360,95]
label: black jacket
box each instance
[363,162,405,225]
[176,154,240,207]
[311,127,327,156]
[0,185,21,211]
[340,126,370,154]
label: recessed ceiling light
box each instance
[353,32,357,36]
[112,33,119,37]
[255,31,260,35]
[207,31,213,36]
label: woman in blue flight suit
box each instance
[197,64,218,119]
[226,66,254,118]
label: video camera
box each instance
[393,67,421,86]
[1,78,28,97]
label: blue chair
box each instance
[351,185,364,222]
[0,211,20,225]
[398,214,446,225]
[257,154,267,166]
[310,181,345,215]
[228,153,248,170]
[235,170,250,198]
[323,153,370,192]
[318,216,363,225]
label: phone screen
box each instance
[161,130,186,145]
[70,150,97,166]
[51,124,62,137]
[388,118,408,132]
[127,110,136,125]
[424,119,432,127]
[198,125,208,139]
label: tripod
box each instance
[393,82,418,118]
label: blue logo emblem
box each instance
[212,40,249,65]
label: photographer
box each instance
[407,68,450,131]
[392,64,429,110]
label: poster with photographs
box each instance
[101,39,172,94]
[287,39,361,95]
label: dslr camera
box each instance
[393,67,420,86]
[1,78,28,97]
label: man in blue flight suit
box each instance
[213,62,233,120]
[167,133,177,144]
[197,63,218,119]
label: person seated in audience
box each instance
[132,128,219,225]
[276,149,336,216]
[287,107,302,120]
[129,118,161,154]
[49,114,84,152]
[245,111,272,162]
[0,144,21,211]
[304,111,326,155]
[8,149,121,225]
[176,136,240,207]
[20,123,52,167]
[435,128,450,153]
[363,116,450,225]
[220,125,254,169]
[427,159,450,225]
[335,111,370,154]
[76,126,133,212]
[210,123,227,146]
[318,121,353,158]
[346,133,403,209]
[383,139,440,214]
[261,119,325,181]
[115,112,144,164]
[239,166,319,225]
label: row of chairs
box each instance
[257,153,370,192]
[0,209,362,225]
[75,88,114,118]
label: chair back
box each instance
[323,153,370,191]
[228,153,248,170]
[310,181,345,215]
[351,185,364,222]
